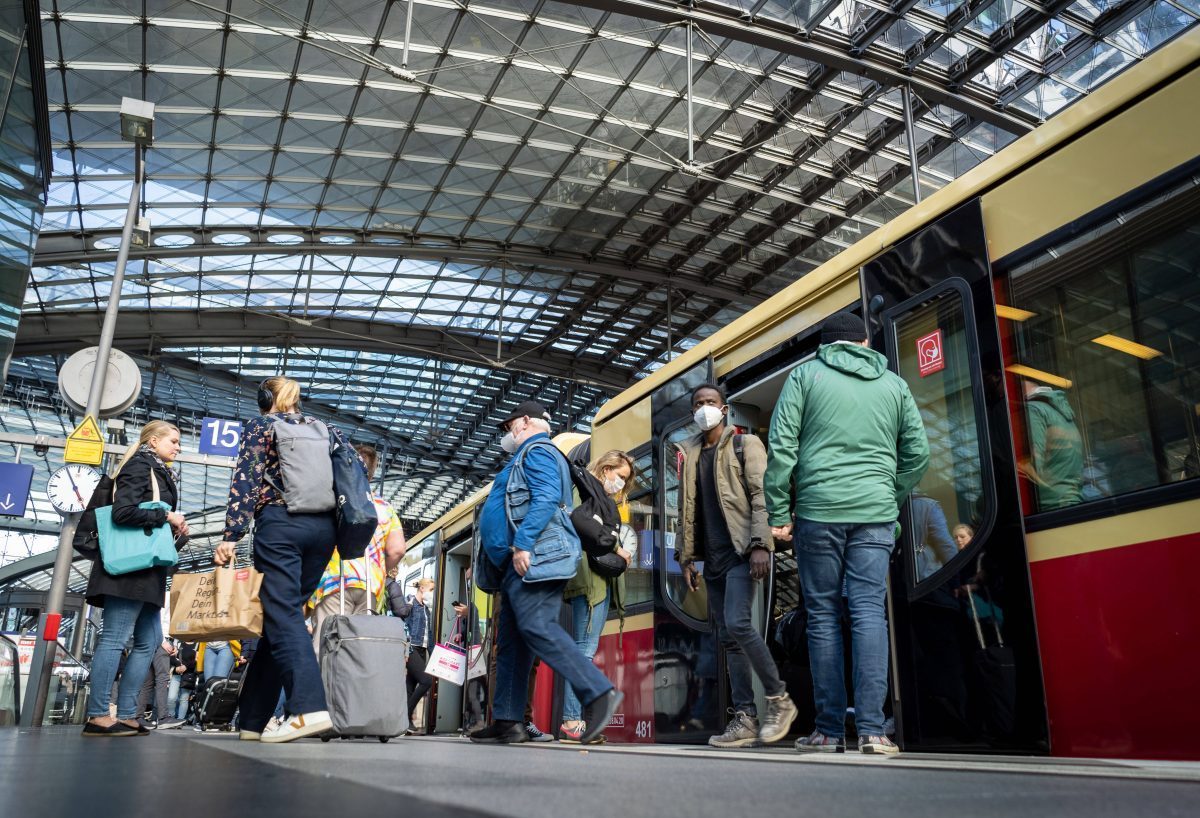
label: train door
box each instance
[860,200,1049,752]
[431,532,473,734]
[653,358,724,742]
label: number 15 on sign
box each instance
[199,418,242,456]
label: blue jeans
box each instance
[796,520,895,738]
[707,560,786,717]
[175,689,192,719]
[204,643,235,681]
[237,505,337,732]
[86,596,162,719]
[562,590,610,722]
[493,563,613,723]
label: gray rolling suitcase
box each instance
[319,566,410,742]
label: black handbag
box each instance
[72,474,115,559]
[568,464,627,580]
[329,429,376,560]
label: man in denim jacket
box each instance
[471,401,621,745]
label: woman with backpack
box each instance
[212,375,349,744]
[558,450,636,742]
[82,420,189,737]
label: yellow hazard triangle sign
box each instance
[64,416,105,466]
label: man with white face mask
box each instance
[678,384,798,747]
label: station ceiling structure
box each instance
[14,0,1199,532]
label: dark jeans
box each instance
[493,562,612,723]
[407,646,433,720]
[237,505,336,733]
[707,560,786,717]
[795,519,895,738]
[135,647,172,720]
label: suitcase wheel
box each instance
[379,737,389,744]
[321,736,331,743]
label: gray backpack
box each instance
[268,415,335,513]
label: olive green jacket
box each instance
[677,425,772,567]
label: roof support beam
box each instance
[30,229,761,307]
[14,308,637,391]
[566,0,1037,134]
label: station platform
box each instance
[4,728,1199,818]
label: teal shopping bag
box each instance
[96,471,179,576]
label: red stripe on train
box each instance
[1030,530,1200,760]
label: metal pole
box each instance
[25,146,143,728]
[401,0,414,69]
[902,84,922,203]
[685,22,694,165]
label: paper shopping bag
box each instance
[425,643,467,686]
[466,644,487,681]
[169,566,264,641]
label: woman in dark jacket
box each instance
[83,420,188,737]
[212,375,347,744]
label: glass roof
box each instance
[13,0,1196,531]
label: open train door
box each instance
[860,201,1049,753]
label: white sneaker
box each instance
[239,729,261,741]
[259,710,333,744]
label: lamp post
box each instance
[23,99,154,728]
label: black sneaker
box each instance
[525,722,554,742]
[81,721,138,738]
[580,689,623,745]
[468,720,529,744]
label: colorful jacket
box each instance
[307,495,401,613]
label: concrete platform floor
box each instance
[3,727,1199,818]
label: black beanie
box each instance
[821,313,867,344]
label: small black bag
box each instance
[568,463,627,580]
[72,474,115,559]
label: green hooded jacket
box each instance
[1025,387,1083,510]
[765,342,930,525]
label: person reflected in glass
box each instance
[953,524,974,551]
[81,420,189,737]
[560,450,636,743]
[911,492,958,582]
[1019,379,1084,510]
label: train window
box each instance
[620,448,655,609]
[999,178,1200,515]
[662,422,711,626]
[890,285,992,587]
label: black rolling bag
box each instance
[191,665,246,731]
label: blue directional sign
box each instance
[199,417,243,457]
[0,462,35,517]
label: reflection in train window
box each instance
[999,178,1200,514]
[892,289,989,585]
[662,423,710,624]
[620,447,654,609]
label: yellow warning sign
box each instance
[64,416,105,466]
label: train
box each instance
[404,27,1200,760]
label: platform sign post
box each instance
[0,462,34,516]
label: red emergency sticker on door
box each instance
[917,329,945,377]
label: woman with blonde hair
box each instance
[387,576,436,728]
[213,375,350,743]
[559,449,635,742]
[81,420,188,736]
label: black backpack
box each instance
[567,462,627,580]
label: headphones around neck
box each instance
[256,380,274,413]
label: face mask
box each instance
[500,432,518,454]
[603,475,626,495]
[693,405,725,431]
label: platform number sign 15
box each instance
[199,418,243,457]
